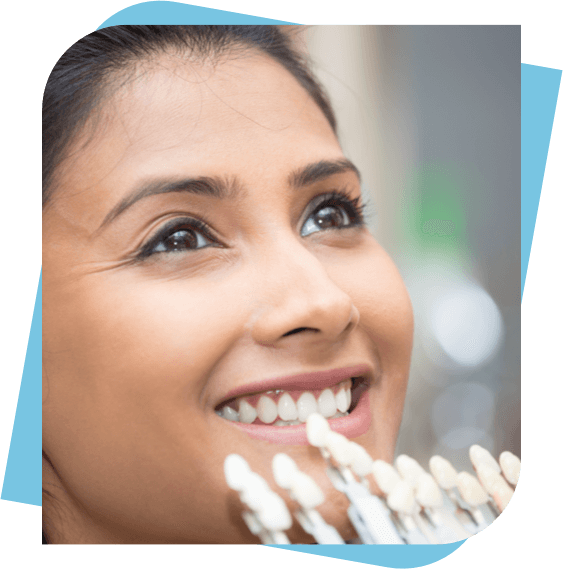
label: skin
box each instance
[42,50,414,543]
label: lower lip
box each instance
[227,389,372,445]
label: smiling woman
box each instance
[41,25,415,544]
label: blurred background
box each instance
[302,26,520,472]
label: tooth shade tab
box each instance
[291,471,325,510]
[325,431,354,466]
[224,454,251,491]
[457,472,489,506]
[469,444,501,473]
[475,464,509,496]
[415,473,443,508]
[239,472,272,510]
[495,483,514,510]
[387,480,416,514]
[255,492,293,531]
[372,460,402,495]
[306,413,331,447]
[348,442,373,477]
[272,454,299,489]
[429,456,458,489]
[395,455,425,485]
[499,451,520,485]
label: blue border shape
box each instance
[2,3,560,564]
[99,1,293,26]
[521,64,562,300]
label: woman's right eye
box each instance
[137,218,216,259]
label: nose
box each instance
[249,238,360,347]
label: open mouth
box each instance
[215,377,366,425]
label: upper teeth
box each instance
[216,380,353,426]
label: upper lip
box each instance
[215,363,373,409]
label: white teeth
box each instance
[335,388,348,413]
[274,412,350,427]
[297,392,318,422]
[318,388,337,418]
[457,471,489,507]
[238,399,257,424]
[273,419,302,426]
[278,392,298,421]
[222,406,239,422]
[257,395,277,424]
[217,380,354,425]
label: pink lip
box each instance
[228,388,372,445]
[219,364,371,403]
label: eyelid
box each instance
[309,188,363,210]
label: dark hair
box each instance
[42,24,337,544]
[42,25,337,207]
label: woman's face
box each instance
[42,51,413,543]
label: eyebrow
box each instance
[98,158,361,231]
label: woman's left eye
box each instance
[301,193,364,237]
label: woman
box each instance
[42,25,414,544]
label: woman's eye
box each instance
[301,206,351,236]
[153,229,211,253]
[139,220,216,258]
[300,194,363,237]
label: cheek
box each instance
[348,246,414,358]
[42,271,256,540]
[44,272,243,396]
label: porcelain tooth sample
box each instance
[372,460,402,495]
[395,455,426,486]
[456,472,489,508]
[429,455,458,490]
[469,444,501,473]
[306,413,331,447]
[499,451,520,485]
[474,463,514,510]
[415,472,443,509]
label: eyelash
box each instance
[135,189,367,260]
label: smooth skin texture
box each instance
[42,51,414,543]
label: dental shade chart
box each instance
[223,413,519,544]
[0,9,522,561]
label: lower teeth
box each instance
[272,411,349,426]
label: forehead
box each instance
[54,52,341,226]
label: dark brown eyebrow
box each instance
[98,158,361,231]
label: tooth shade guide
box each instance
[223,411,520,541]
[227,446,521,543]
